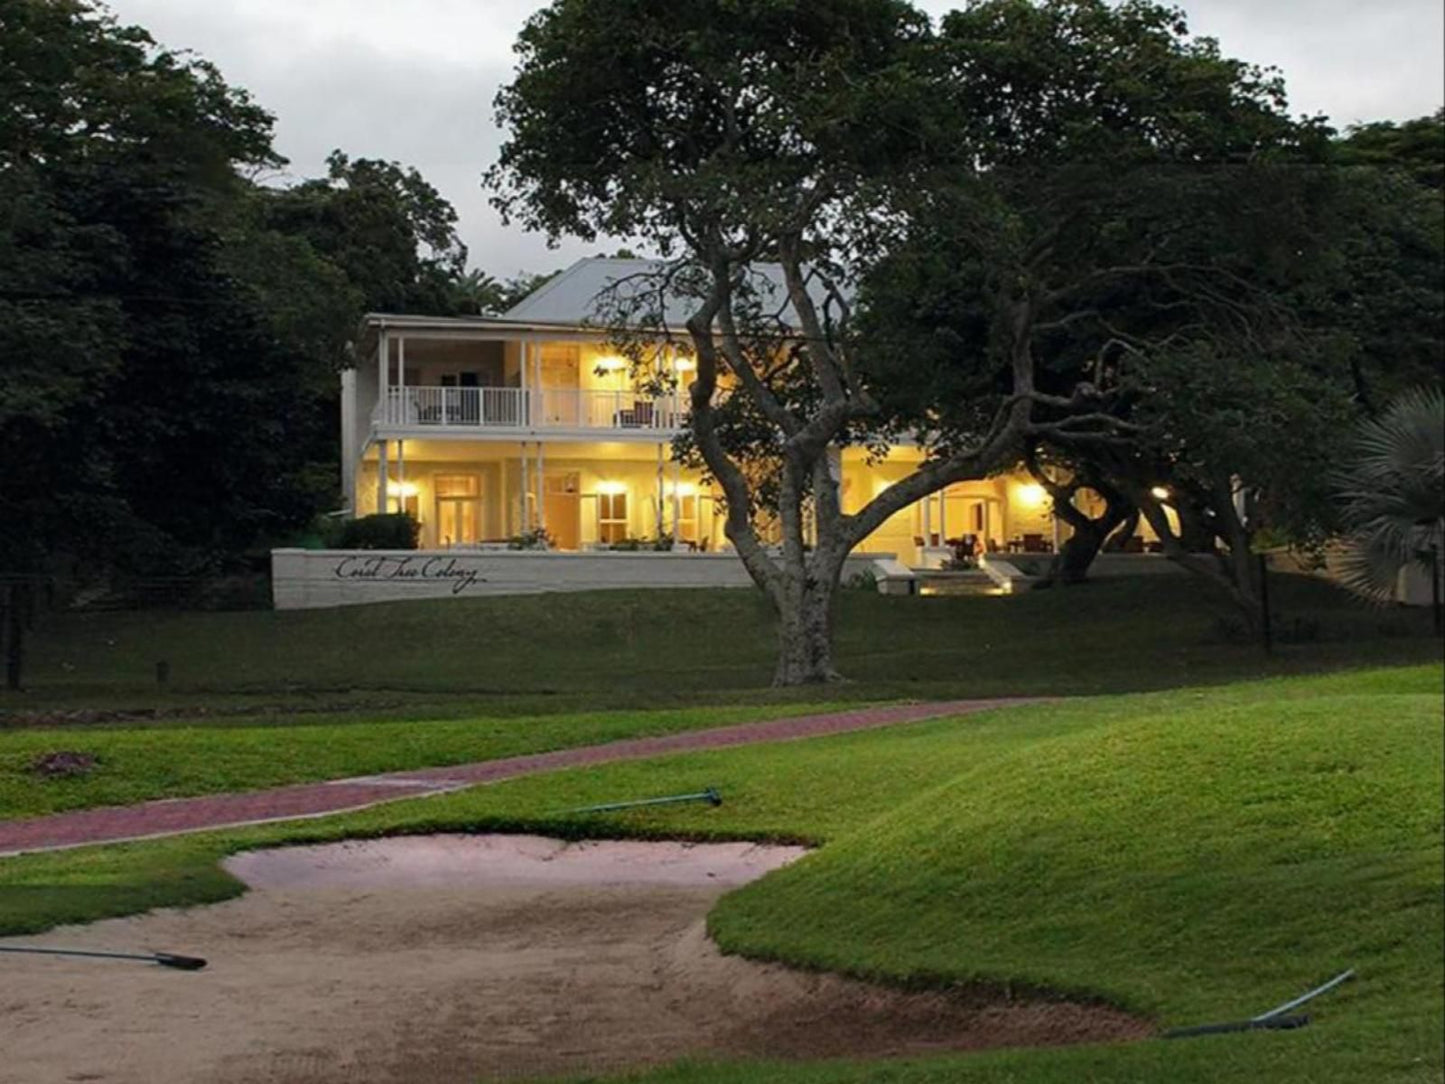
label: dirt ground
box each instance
[0,835,1150,1083]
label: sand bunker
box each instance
[0,835,1148,1083]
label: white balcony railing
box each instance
[380,386,685,433]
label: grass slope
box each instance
[1,666,1439,1083]
[9,575,1438,714]
[6,574,1432,821]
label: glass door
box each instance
[435,474,481,546]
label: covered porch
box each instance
[359,439,724,552]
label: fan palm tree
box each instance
[1332,386,1444,607]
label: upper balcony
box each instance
[374,385,688,437]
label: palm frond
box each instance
[1332,386,1444,602]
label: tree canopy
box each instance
[489,0,1355,680]
[0,0,484,576]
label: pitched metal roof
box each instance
[502,256,844,330]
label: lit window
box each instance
[435,474,481,545]
[598,491,628,543]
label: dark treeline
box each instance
[0,0,548,578]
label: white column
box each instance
[377,332,389,424]
[536,442,546,531]
[396,439,405,497]
[525,442,537,534]
[655,443,665,536]
[922,491,932,545]
[671,454,682,540]
[377,439,389,515]
[939,487,949,543]
[520,339,531,425]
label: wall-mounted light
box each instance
[674,357,696,373]
[666,481,697,497]
[594,355,627,372]
[389,480,420,498]
[1150,486,1171,501]
[595,480,628,496]
[1016,483,1048,507]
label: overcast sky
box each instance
[104,0,1444,279]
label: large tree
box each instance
[0,1,472,578]
[489,0,1188,683]
[259,150,469,316]
[856,0,1333,618]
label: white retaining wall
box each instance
[271,548,895,610]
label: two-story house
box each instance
[340,257,1136,565]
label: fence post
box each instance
[1257,553,1272,655]
[5,582,22,691]
[1432,544,1442,636]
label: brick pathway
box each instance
[0,698,1043,857]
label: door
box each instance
[543,472,581,550]
[540,346,581,425]
[435,474,481,546]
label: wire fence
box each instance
[0,572,272,691]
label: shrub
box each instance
[508,527,554,550]
[335,513,419,550]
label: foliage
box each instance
[507,526,554,550]
[1332,386,1445,601]
[334,513,419,550]
[491,0,1347,679]
[259,150,468,315]
[1336,108,1445,190]
[0,1,483,578]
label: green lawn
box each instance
[0,702,843,819]
[1,665,1439,1083]
[4,574,1436,822]
[8,575,1438,714]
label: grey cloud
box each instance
[105,0,1443,278]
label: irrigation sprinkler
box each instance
[555,787,723,816]
[0,946,207,970]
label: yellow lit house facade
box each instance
[341,258,1107,565]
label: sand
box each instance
[0,835,1149,1082]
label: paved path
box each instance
[0,699,1042,857]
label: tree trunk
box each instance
[1132,486,1265,639]
[771,577,840,685]
[1046,525,1108,585]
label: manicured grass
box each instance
[0,702,844,820]
[7,575,1438,717]
[6,573,1431,822]
[1,666,1439,1083]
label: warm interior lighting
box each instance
[674,357,696,373]
[1151,486,1171,500]
[595,480,628,496]
[389,480,420,498]
[594,355,627,372]
[666,481,697,496]
[1016,483,1048,507]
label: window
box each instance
[598,491,628,543]
[676,494,697,543]
[435,474,481,546]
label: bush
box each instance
[335,513,419,550]
[507,527,553,550]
